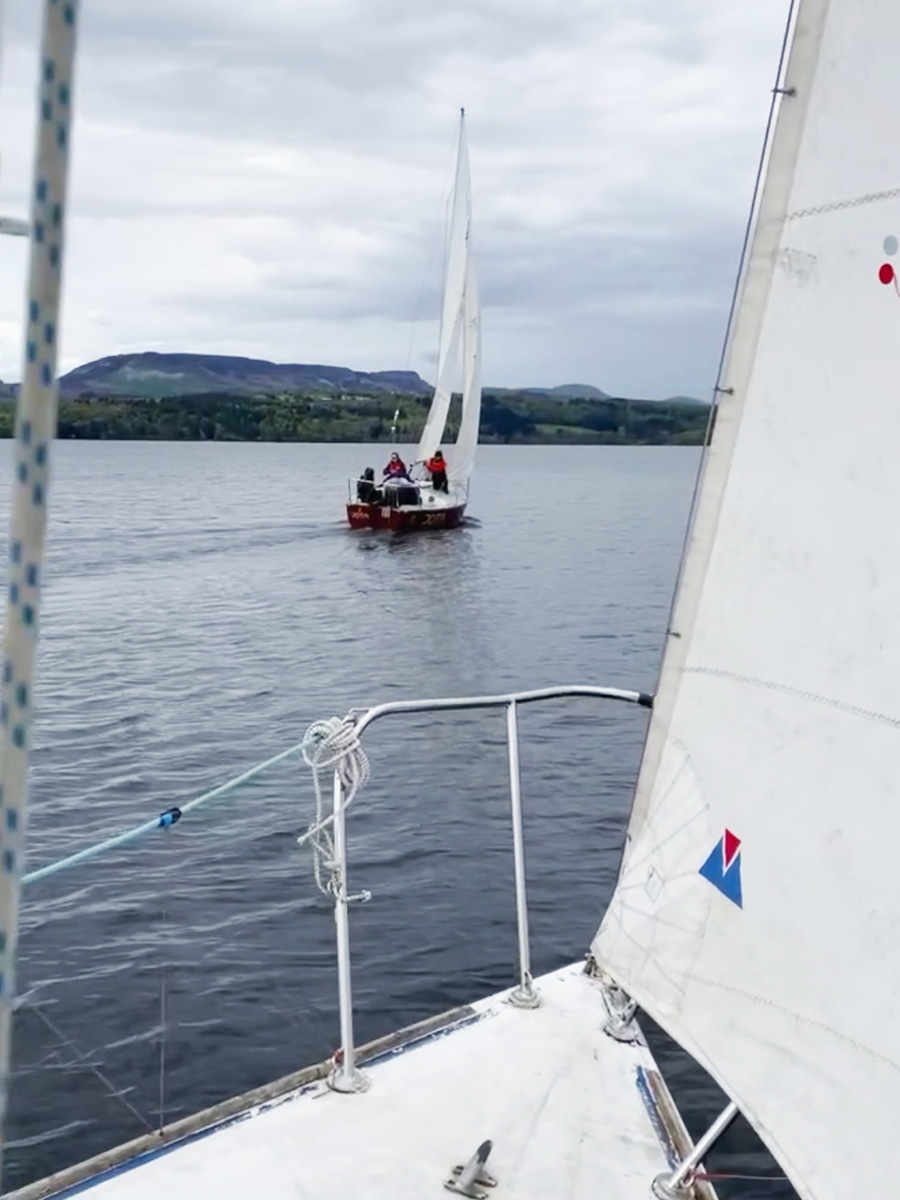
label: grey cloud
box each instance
[0,0,791,395]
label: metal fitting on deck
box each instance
[603,987,639,1042]
[445,1140,496,1199]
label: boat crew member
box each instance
[383,452,411,481]
[425,450,449,493]
[357,467,379,503]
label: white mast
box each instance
[594,1,900,1197]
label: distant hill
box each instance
[50,353,703,406]
[535,383,610,400]
[483,383,702,405]
[488,383,609,401]
[59,353,432,400]
[0,354,712,443]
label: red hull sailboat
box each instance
[347,110,481,532]
[346,494,466,532]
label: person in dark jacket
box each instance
[356,467,379,503]
[383,452,411,481]
[425,450,449,493]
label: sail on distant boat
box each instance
[414,110,481,490]
[347,109,481,531]
[594,1,900,1197]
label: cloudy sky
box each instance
[0,0,789,397]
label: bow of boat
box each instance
[9,962,712,1200]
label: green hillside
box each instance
[0,388,709,445]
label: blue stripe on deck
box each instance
[44,1009,488,1197]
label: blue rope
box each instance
[22,739,307,886]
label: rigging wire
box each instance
[404,182,453,377]
[27,1003,153,1135]
[404,116,460,453]
[158,899,168,1131]
[663,0,799,639]
[695,1171,789,1182]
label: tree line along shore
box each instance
[0,389,710,445]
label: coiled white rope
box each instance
[298,716,370,898]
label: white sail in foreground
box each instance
[594,1,900,1197]
[415,110,482,489]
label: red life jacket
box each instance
[426,456,446,474]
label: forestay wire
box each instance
[662,0,799,641]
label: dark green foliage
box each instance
[0,389,710,444]
[480,396,536,442]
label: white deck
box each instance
[20,964,695,1200]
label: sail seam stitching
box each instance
[689,975,900,1071]
[785,185,900,221]
[686,666,900,730]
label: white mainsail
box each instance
[449,255,482,485]
[415,110,481,490]
[593,1,900,1198]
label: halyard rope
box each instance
[298,717,370,899]
[0,2,81,1181]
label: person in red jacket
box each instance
[425,449,448,493]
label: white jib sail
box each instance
[416,110,480,489]
[593,1,900,1198]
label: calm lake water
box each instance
[0,442,793,1196]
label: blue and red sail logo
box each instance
[698,829,743,908]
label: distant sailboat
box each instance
[347,109,481,531]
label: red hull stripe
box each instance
[346,503,466,531]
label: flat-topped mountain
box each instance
[492,383,609,401]
[59,353,432,400]
[0,353,710,443]
[50,353,701,406]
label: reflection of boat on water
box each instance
[347,110,481,532]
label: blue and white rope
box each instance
[22,739,308,886]
[0,0,79,1178]
[21,718,369,892]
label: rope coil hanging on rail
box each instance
[298,716,370,899]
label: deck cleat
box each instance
[445,1140,496,1198]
